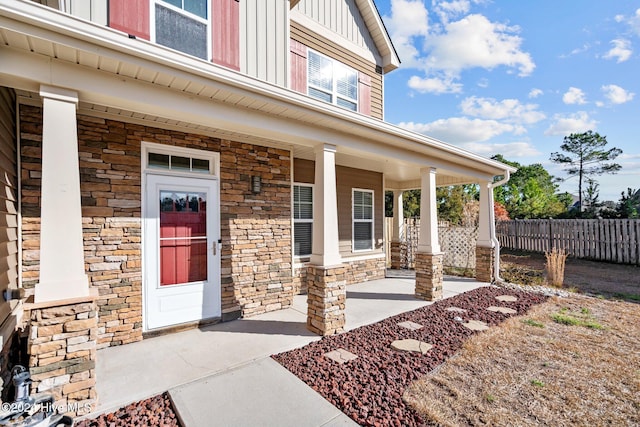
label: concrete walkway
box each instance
[93,276,486,426]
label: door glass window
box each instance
[159,191,207,285]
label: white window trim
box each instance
[352,188,374,252]
[150,0,212,61]
[307,49,358,111]
[141,141,220,177]
[293,183,313,258]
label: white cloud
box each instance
[627,8,640,36]
[562,87,587,105]
[544,112,597,136]
[382,0,429,67]
[461,142,541,158]
[399,117,520,143]
[424,14,535,77]
[601,84,635,104]
[460,96,546,124]
[433,0,471,23]
[528,88,543,98]
[407,75,462,94]
[603,39,632,63]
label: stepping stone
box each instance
[324,348,358,364]
[496,295,518,302]
[446,306,467,313]
[391,339,433,354]
[463,320,489,331]
[487,306,517,315]
[397,321,423,331]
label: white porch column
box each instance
[415,167,443,301]
[310,144,342,266]
[391,190,403,242]
[477,180,495,248]
[307,144,345,336]
[417,167,440,254]
[390,190,404,269]
[476,179,496,283]
[35,85,89,303]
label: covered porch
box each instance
[93,275,486,417]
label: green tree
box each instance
[492,155,569,219]
[436,184,479,225]
[550,131,622,215]
[582,178,603,218]
[384,189,421,218]
[616,188,639,219]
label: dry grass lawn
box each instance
[404,295,640,426]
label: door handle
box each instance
[212,244,216,256]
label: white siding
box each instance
[293,0,380,58]
[240,0,288,86]
[64,0,107,25]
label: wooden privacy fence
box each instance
[385,218,478,269]
[496,219,640,265]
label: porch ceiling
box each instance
[1,1,514,187]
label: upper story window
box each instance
[308,50,358,111]
[155,0,209,60]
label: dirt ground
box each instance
[404,294,640,426]
[500,249,640,301]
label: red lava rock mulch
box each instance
[75,392,181,427]
[272,286,547,426]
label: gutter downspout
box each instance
[488,170,510,283]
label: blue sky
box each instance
[377,0,640,201]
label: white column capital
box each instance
[420,167,437,175]
[39,85,79,106]
[314,143,337,154]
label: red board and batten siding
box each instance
[109,0,150,40]
[108,0,239,70]
[212,0,240,70]
[289,38,372,116]
[290,38,308,94]
[358,73,371,116]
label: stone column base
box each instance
[476,246,495,283]
[415,252,443,301]
[26,293,98,417]
[390,241,405,269]
[306,265,346,336]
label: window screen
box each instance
[308,50,358,111]
[294,185,313,256]
[156,4,207,60]
[353,189,373,251]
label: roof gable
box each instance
[291,0,399,73]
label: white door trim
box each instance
[141,142,221,332]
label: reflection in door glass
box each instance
[159,190,207,285]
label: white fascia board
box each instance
[0,0,512,177]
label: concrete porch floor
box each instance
[93,276,487,423]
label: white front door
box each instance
[144,174,220,330]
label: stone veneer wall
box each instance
[415,252,444,301]
[343,257,386,285]
[27,298,97,416]
[20,105,293,347]
[306,265,346,335]
[293,256,386,295]
[475,246,494,283]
